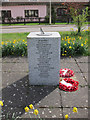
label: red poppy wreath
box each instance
[59,68,74,77]
[59,78,79,92]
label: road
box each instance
[1,24,88,33]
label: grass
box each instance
[0,22,89,26]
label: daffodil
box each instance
[69,46,72,49]
[65,114,69,119]
[29,104,34,109]
[62,54,64,56]
[24,106,29,112]
[34,109,39,115]
[62,38,64,40]
[81,44,83,46]
[64,43,67,46]
[0,101,3,106]
[65,51,67,52]
[1,42,4,45]
[79,37,82,40]
[73,42,75,45]
[73,107,78,113]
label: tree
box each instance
[61,2,89,33]
[70,7,88,34]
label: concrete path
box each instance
[1,24,88,33]
[0,56,89,119]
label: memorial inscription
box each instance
[35,38,54,78]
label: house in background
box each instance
[0,0,89,24]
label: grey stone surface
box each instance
[73,73,88,86]
[0,58,2,62]
[12,63,29,72]
[2,57,28,63]
[61,57,75,63]
[27,32,61,85]
[61,86,88,107]
[2,63,29,72]
[2,71,28,88]
[35,88,61,107]
[63,108,88,118]
[75,56,88,63]
[21,108,63,118]
[2,63,14,72]
[78,63,88,73]
[61,62,80,73]
[0,63,2,71]
[82,73,88,82]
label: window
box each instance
[25,10,38,17]
[1,10,11,18]
[57,8,66,16]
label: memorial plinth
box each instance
[27,32,61,85]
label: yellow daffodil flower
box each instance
[81,44,83,46]
[62,38,64,40]
[24,106,29,112]
[79,37,82,40]
[65,51,67,52]
[73,43,75,45]
[1,42,4,45]
[73,107,78,113]
[0,101,3,106]
[62,54,64,56]
[65,114,69,119]
[64,43,67,46]
[69,46,72,49]
[23,40,25,42]
[29,104,34,109]
[34,109,39,115]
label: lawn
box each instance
[0,22,89,26]
[1,30,89,56]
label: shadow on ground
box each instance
[2,75,57,119]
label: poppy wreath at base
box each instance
[59,78,79,92]
[59,68,74,77]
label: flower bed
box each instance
[1,30,89,56]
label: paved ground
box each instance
[1,24,88,33]
[0,56,89,119]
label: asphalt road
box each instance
[1,24,88,33]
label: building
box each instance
[0,0,89,23]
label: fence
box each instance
[0,17,46,24]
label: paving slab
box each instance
[2,71,28,88]
[75,56,88,63]
[0,63,2,71]
[78,63,88,73]
[61,86,88,107]
[2,63,14,72]
[2,57,28,63]
[60,57,75,63]
[63,108,88,119]
[82,73,88,83]
[21,108,63,119]
[71,73,88,86]
[12,63,29,72]
[2,84,60,117]
[2,63,29,72]
[61,62,80,73]
[0,58,2,62]
[35,88,61,108]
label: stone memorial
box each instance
[27,29,61,85]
